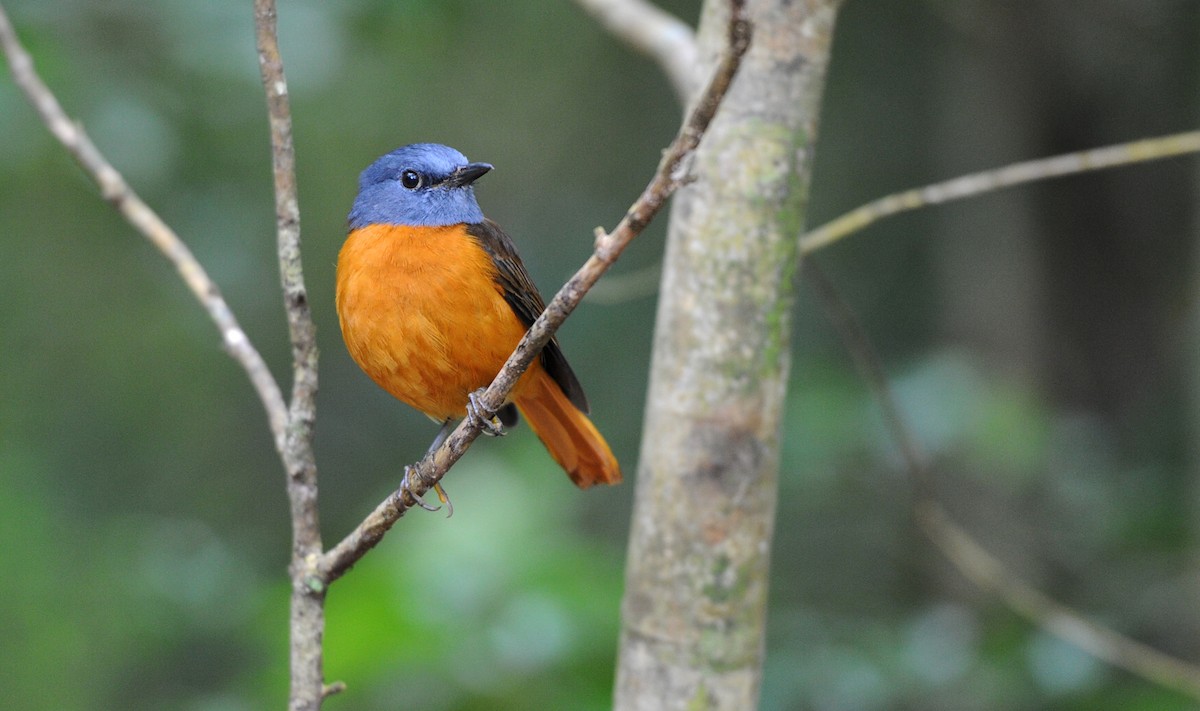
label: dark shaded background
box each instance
[2,1,1198,709]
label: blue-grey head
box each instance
[349,143,492,229]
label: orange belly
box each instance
[336,223,532,421]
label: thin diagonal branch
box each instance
[0,2,288,453]
[318,1,754,584]
[800,129,1200,256]
[804,260,1200,702]
[592,133,1200,306]
[918,501,1200,700]
[572,0,699,102]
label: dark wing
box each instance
[466,219,590,413]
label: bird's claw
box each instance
[399,465,441,512]
[396,466,454,517]
[467,390,506,437]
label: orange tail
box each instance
[515,369,622,488]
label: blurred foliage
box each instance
[2,0,1200,709]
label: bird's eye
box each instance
[400,170,422,189]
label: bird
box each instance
[336,143,621,506]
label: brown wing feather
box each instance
[465,220,590,413]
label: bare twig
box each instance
[0,3,288,453]
[918,501,1200,699]
[317,2,754,584]
[252,2,325,710]
[591,131,1200,304]
[800,129,1200,256]
[804,261,1200,702]
[803,263,932,493]
[572,0,699,103]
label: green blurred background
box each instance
[3,1,1199,709]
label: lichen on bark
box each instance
[614,1,843,709]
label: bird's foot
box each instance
[398,465,441,513]
[467,390,506,437]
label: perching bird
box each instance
[336,143,621,500]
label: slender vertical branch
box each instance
[253,0,320,548]
[252,1,325,708]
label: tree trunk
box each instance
[613,1,842,709]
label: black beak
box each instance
[445,162,492,188]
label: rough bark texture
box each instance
[613,1,841,709]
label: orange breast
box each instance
[336,223,532,421]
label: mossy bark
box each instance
[613,1,842,708]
